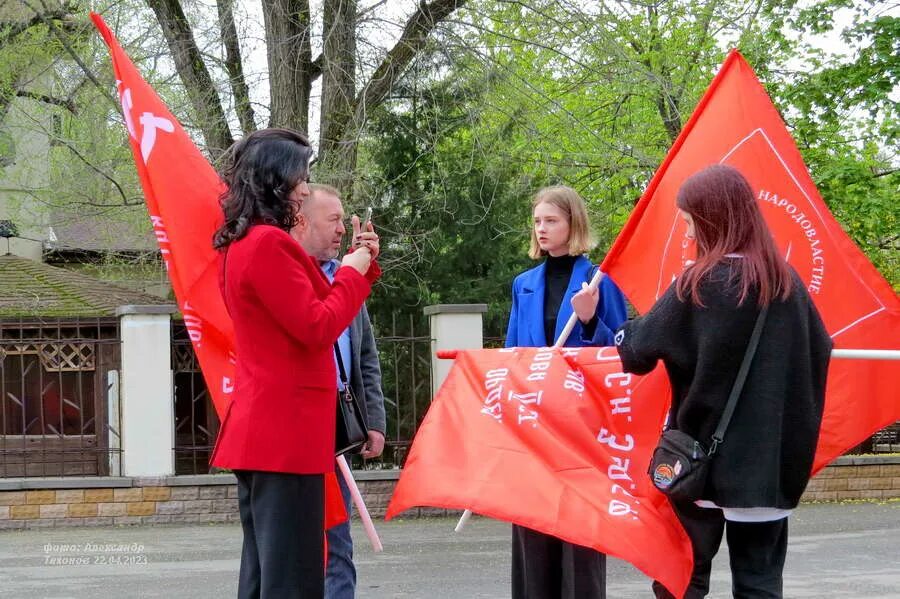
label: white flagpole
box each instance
[455,269,606,532]
[832,349,900,360]
[336,454,383,552]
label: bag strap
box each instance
[334,341,350,387]
[709,304,769,455]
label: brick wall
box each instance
[0,477,241,530]
[351,476,458,520]
[800,456,900,502]
[1,456,895,530]
[0,472,455,530]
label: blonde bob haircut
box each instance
[528,185,595,259]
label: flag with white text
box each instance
[387,347,692,597]
[601,50,900,471]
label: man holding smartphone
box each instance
[290,183,385,599]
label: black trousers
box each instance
[235,470,325,599]
[511,524,606,599]
[652,501,788,599]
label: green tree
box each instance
[777,2,899,286]
[359,0,898,333]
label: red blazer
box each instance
[210,225,377,474]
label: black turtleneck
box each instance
[543,254,577,345]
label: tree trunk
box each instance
[216,0,256,135]
[317,0,358,195]
[146,0,234,158]
[316,0,466,196]
[260,0,312,133]
[144,0,464,173]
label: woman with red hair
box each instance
[616,165,832,598]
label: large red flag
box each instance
[91,13,345,526]
[91,12,232,415]
[601,50,900,472]
[387,347,693,597]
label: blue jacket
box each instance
[505,255,628,348]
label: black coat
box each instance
[616,261,832,508]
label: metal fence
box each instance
[0,317,121,477]
[348,313,433,470]
[846,422,900,454]
[171,320,218,475]
[5,314,894,479]
[173,312,437,474]
[166,316,900,475]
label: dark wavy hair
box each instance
[212,128,313,250]
[676,164,792,307]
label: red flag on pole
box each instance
[387,347,693,597]
[601,50,900,472]
[90,13,345,526]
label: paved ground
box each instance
[0,501,897,598]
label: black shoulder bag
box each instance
[648,305,769,502]
[334,343,368,456]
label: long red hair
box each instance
[676,164,792,306]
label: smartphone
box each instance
[362,206,373,231]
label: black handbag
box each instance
[334,342,368,456]
[649,305,768,502]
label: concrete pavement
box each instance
[0,501,897,598]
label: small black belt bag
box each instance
[649,305,769,502]
[334,342,368,456]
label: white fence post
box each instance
[424,304,488,399]
[116,304,177,477]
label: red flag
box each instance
[387,347,693,597]
[90,13,346,524]
[91,12,232,416]
[601,50,900,472]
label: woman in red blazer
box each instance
[211,128,378,599]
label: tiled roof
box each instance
[0,254,171,317]
[47,210,158,252]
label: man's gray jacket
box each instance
[347,304,386,434]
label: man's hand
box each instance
[350,214,380,260]
[571,281,599,324]
[361,430,385,459]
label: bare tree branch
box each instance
[672,0,718,108]
[314,0,465,194]
[216,0,256,134]
[52,137,141,207]
[15,90,78,114]
[872,167,899,178]
[20,0,119,110]
[355,0,466,127]
[357,0,390,20]
[0,3,77,45]
[145,0,234,157]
